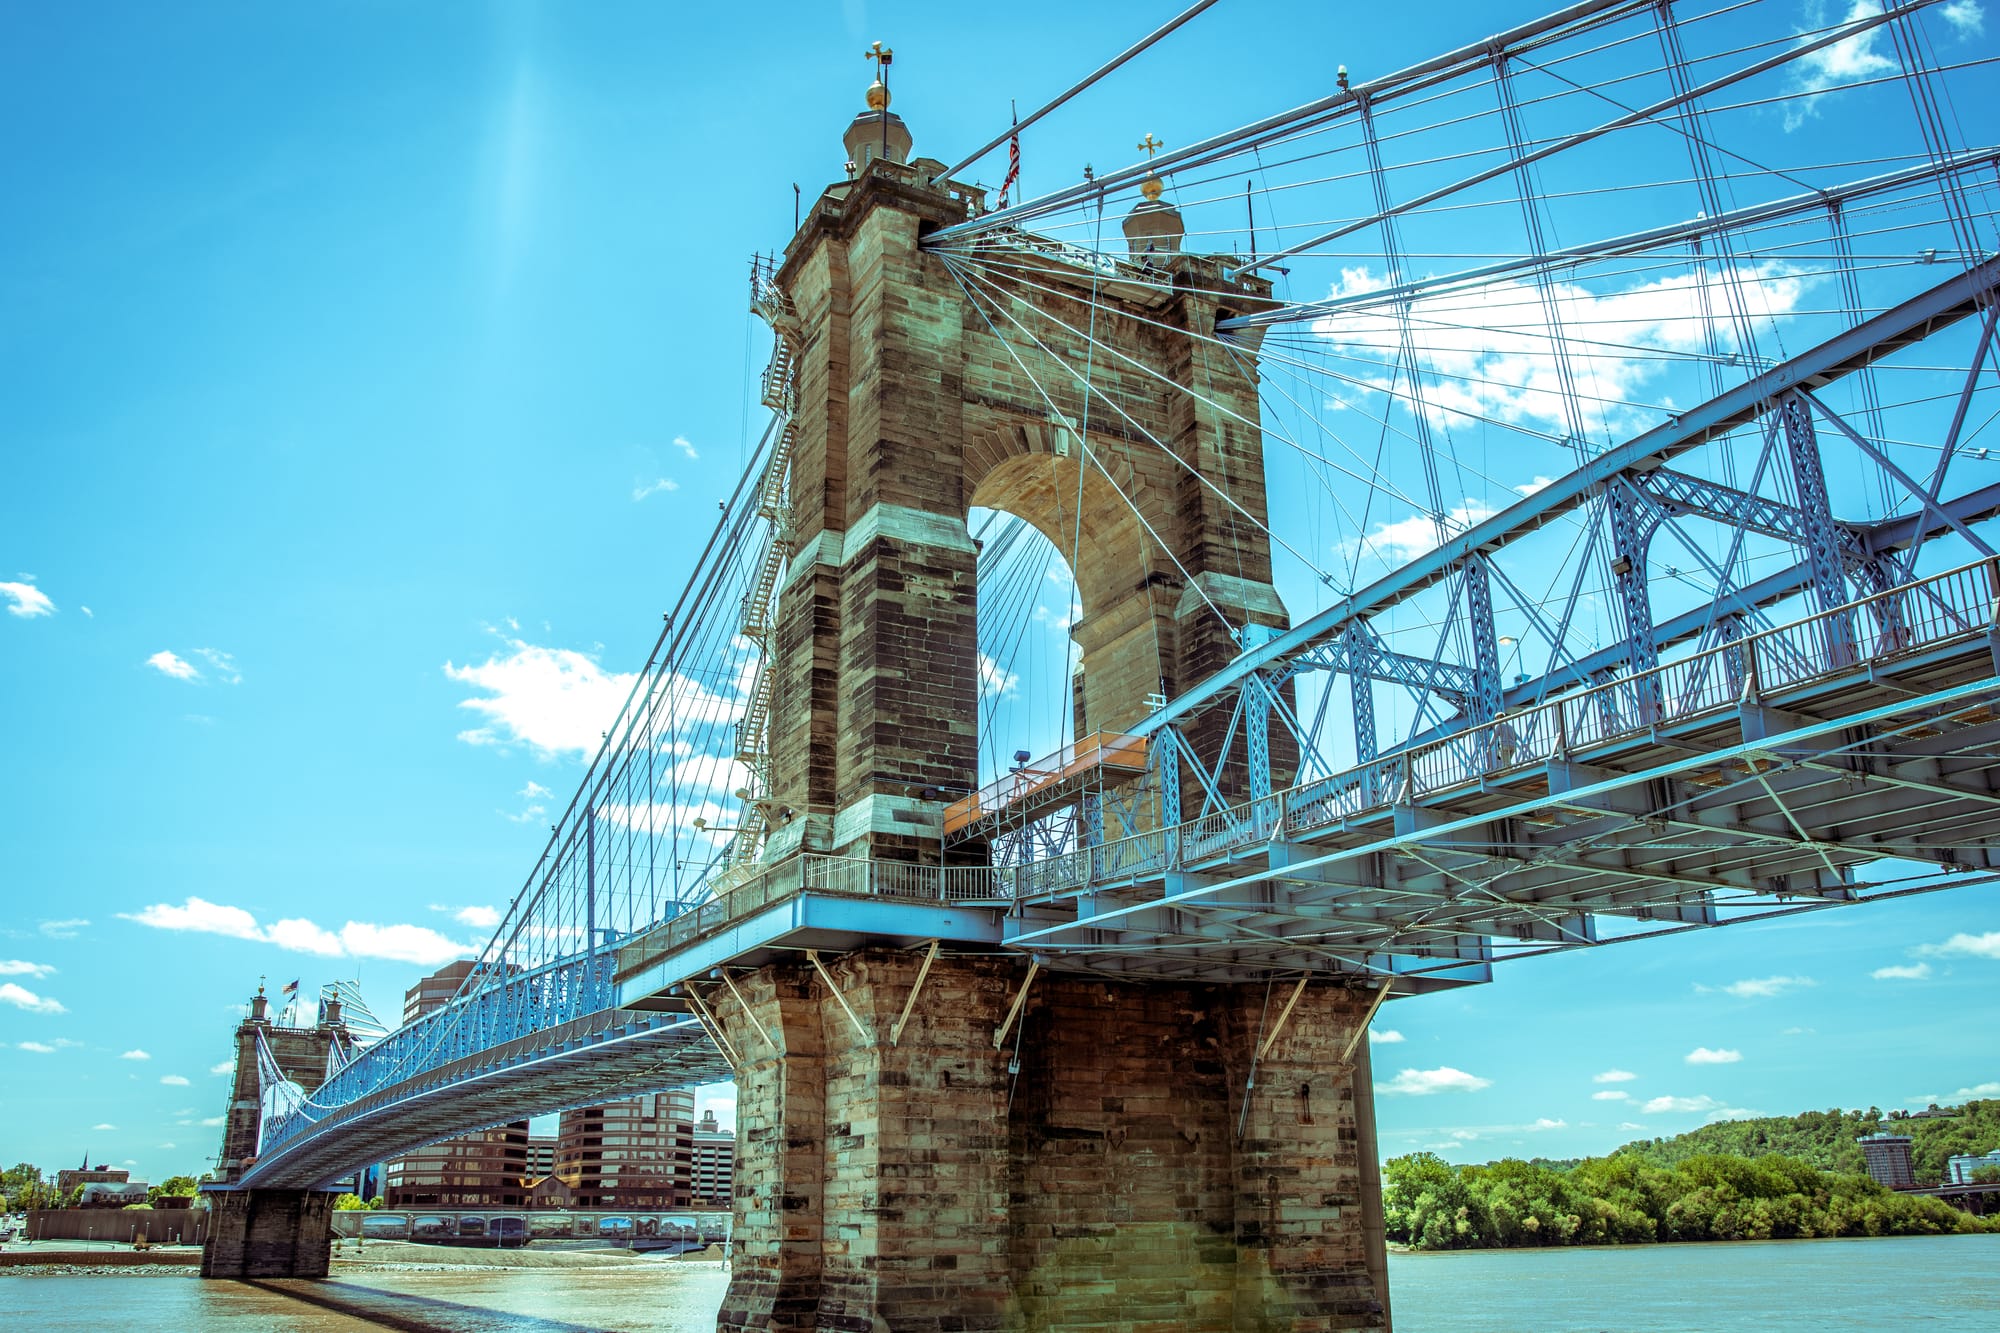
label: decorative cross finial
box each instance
[1137,133,1164,161]
[865,40,894,70]
[1138,134,1167,202]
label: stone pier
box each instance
[200,1188,339,1279]
[714,950,1390,1332]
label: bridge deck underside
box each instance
[237,1015,728,1190]
[1010,641,2000,985]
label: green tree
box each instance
[148,1175,200,1203]
[332,1193,367,1211]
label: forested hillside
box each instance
[1382,1100,2000,1250]
[1611,1100,2000,1180]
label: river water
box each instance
[4,1235,1996,1330]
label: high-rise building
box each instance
[525,1135,557,1183]
[383,960,531,1208]
[691,1109,735,1208]
[1859,1132,1916,1188]
[554,1091,695,1209]
[1946,1149,2000,1184]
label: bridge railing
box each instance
[991,557,1999,899]
[259,950,618,1153]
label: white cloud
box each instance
[1341,501,1497,566]
[120,895,472,967]
[1370,1028,1405,1044]
[17,1041,57,1054]
[146,650,200,681]
[1919,931,2000,960]
[160,1074,189,1086]
[632,477,680,501]
[455,905,502,930]
[0,960,55,978]
[80,605,92,618]
[1872,962,1932,981]
[444,639,639,756]
[1594,1069,1638,1083]
[1643,1094,1724,1115]
[520,782,552,800]
[1511,476,1557,497]
[1940,1,1986,36]
[0,982,66,1014]
[1593,1090,1631,1101]
[1781,1026,1815,1036]
[193,648,242,685]
[40,918,89,938]
[201,1116,224,1127]
[501,803,547,824]
[1699,975,1815,998]
[91,1123,115,1131]
[673,435,700,461]
[1317,261,1808,446]
[977,651,1019,699]
[1686,1047,1743,1065]
[120,1049,151,1061]
[0,580,55,618]
[211,1060,234,1075]
[1378,1066,1493,1096]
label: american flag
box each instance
[998,121,1021,209]
[280,979,299,997]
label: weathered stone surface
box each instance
[200,1188,337,1279]
[715,951,1388,1332]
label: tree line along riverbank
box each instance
[1384,1100,2000,1250]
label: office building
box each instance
[554,1090,695,1208]
[691,1109,735,1208]
[1859,1132,1916,1188]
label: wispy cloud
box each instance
[673,435,699,461]
[0,580,55,618]
[146,650,200,681]
[1341,501,1496,566]
[91,1123,115,1132]
[0,960,55,978]
[1698,975,1815,999]
[1378,1066,1493,1096]
[977,651,1019,699]
[1593,1090,1631,1102]
[18,1041,58,1054]
[193,648,242,685]
[1643,1093,1723,1114]
[632,477,680,502]
[0,982,66,1014]
[201,1115,225,1127]
[1686,1046,1743,1065]
[120,1049,150,1061]
[455,905,502,930]
[210,1060,234,1076]
[1370,1028,1406,1044]
[1594,1069,1638,1083]
[1918,930,2000,960]
[120,895,472,967]
[1872,962,1932,981]
[160,1074,189,1087]
[40,918,89,939]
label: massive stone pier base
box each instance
[714,951,1390,1332]
[200,1188,339,1278]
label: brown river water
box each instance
[3,1234,1998,1330]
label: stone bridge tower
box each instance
[761,77,1292,868]
[716,76,1388,1333]
[203,982,353,1279]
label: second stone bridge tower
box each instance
[715,79,1388,1333]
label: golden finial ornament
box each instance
[865,41,894,110]
[1137,133,1166,202]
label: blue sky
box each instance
[3,0,1998,1185]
